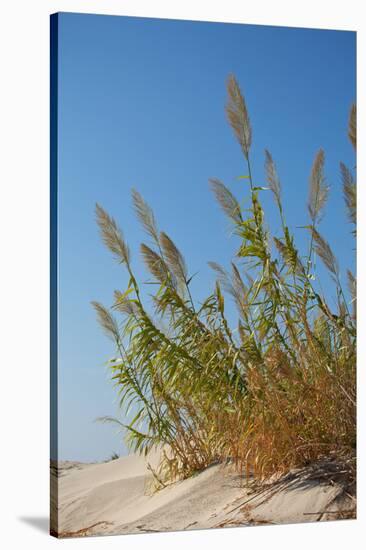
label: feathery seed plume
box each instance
[340,162,356,226]
[308,149,329,223]
[226,74,252,159]
[95,203,130,264]
[140,243,175,287]
[311,228,339,278]
[348,103,356,151]
[131,189,159,244]
[209,178,243,224]
[265,150,281,203]
[113,290,139,317]
[160,232,187,287]
[92,301,121,342]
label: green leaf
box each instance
[116,287,134,301]
[186,271,199,286]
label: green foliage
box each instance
[93,76,356,486]
[107,451,120,461]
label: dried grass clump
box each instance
[93,77,356,490]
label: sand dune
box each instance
[51,452,355,538]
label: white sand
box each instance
[51,452,355,537]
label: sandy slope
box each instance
[51,452,355,538]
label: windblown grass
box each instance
[93,75,356,488]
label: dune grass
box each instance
[93,75,356,487]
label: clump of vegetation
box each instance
[105,451,120,462]
[93,75,356,487]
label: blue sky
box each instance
[55,13,356,461]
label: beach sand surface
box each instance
[51,451,355,537]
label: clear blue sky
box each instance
[56,13,356,461]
